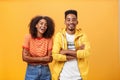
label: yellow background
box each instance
[0,0,120,80]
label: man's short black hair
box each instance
[65,9,77,19]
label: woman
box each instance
[22,16,55,80]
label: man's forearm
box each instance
[60,50,77,57]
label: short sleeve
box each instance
[22,34,31,50]
[48,38,53,51]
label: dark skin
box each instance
[60,13,85,61]
[60,44,85,61]
[22,48,53,64]
[22,19,52,65]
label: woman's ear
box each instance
[35,24,38,28]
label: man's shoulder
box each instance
[53,29,65,39]
[76,28,83,34]
[75,28,87,37]
[56,28,65,34]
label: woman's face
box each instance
[36,19,47,35]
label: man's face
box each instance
[65,14,78,31]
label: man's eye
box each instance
[66,19,70,21]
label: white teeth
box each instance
[40,28,44,30]
[70,24,74,26]
[70,25,74,27]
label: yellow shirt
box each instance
[52,28,90,80]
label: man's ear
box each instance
[77,21,78,24]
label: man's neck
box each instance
[66,29,75,35]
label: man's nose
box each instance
[70,20,73,23]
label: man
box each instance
[52,9,90,80]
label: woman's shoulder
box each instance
[43,37,53,41]
[24,34,32,39]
